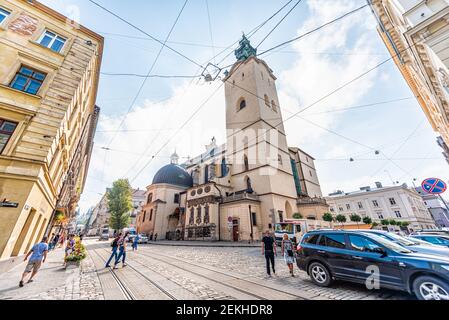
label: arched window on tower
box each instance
[246,176,253,193]
[243,154,249,172]
[264,94,270,107]
[271,100,277,112]
[239,99,246,110]
[221,157,228,177]
[147,193,153,204]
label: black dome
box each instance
[152,164,193,188]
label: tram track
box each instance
[93,249,177,300]
[129,248,306,300]
[91,249,136,300]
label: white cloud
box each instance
[278,0,381,145]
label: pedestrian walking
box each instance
[281,234,295,277]
[261,230,276,277]
[19,236,49,287]
[132,234,139,251]
[48,233,56,251]
[105,233,121,268]
[58,232,65,248]
[51,233,60,251]
[154,233,158,241]
[63,234,75,266]
[113,232,129,269]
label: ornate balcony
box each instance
[297,196,328,206]
[222,191,260,203]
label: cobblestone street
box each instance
[0,238,416,300]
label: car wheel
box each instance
[413,276,449,301]
[308,262,332,287]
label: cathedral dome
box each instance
[152,164,193,188]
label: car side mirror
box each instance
[373,247,387,256]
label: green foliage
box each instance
[389,219,397,226]
[381,219,389,226]
[65,237,87,262]
[350,214,362,223]
[107,179,132,232]
[372,222,379,227]
[362,217,372,225]
[336,214,347,224]
[400,221,410,227]
[292,213,303,219]
[322,212,334,222]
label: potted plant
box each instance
[64,237,87,268]
[292,213,303,219]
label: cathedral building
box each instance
[136,36,329,242]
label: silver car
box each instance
[358,230,449,257]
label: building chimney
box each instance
[375,182,383,188]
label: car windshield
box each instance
[383,232,417,246]
[274,223,294,234]
[367,234,413,253]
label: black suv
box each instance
[296,230,449,300]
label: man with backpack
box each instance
[105,233,121,268]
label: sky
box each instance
[39,0,449,214]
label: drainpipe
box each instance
[213,182,223,241]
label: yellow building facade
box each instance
[370,0,449,160]
[0,0,103,260]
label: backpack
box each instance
[111,238,118,248]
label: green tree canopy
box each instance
[362,216,372,225]
[389,219,397,226]
[107,179,133,232]
[322,212,334,222]
[336,214,347,225]
[381,219,389,226]
[350,214,362,223]
[292,213,303,219]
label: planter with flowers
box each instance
[64,237,87,268]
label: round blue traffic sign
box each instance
[421,178,447,195]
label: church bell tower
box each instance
[223,35,298,226]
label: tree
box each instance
[362,217,372,225]
[381,219,389,226]
[292,213,303,219]
[389,219,397,226]
[322,213,334,223]
[371,222,379,228]
[336,214,347,228]
[107,179,133,232]
[401,221,410,228]
[350,214,362,229]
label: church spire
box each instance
[234,34,257,62]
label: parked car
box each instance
[410,235,449,248]
[296,230,449,300]
[410,230,449,236]
[99,228,109,241]
[138,234,149,244]
[355,230,449,257]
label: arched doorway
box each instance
[285,201,293,219]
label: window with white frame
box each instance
[357,202,363,209]
[389,197,397,206]
[394,210,402,218]
[372,200,379,208]
[39,30,67,53]
[0,7,10,24]
[346,204,351,210]
[377,212,384,219]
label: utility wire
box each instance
[101,72,199,79]
[205,0,216,64]
[87,0,203,68]
[104,0,190,149]
[256,0,303,48]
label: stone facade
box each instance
[370,0,449,161]
[325,183,437,231]
[0,0,103,259]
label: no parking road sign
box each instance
[421,178,447,195]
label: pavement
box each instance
[0,246,104,300]
[0,239,415,300]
